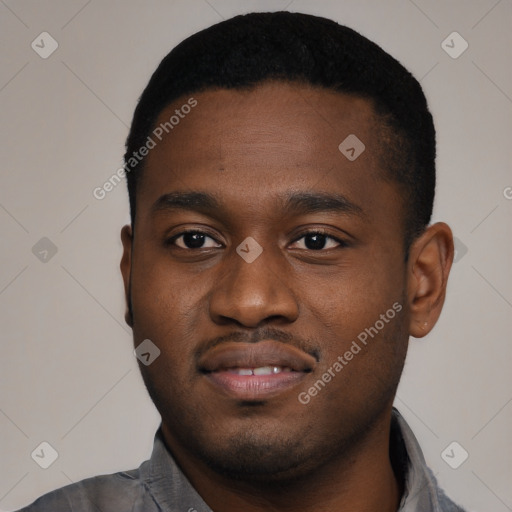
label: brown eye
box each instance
[291,231,346,251]
[169,231,221,250]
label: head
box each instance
[120,12,453,483]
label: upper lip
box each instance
[198,340,316,373]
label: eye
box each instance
[167,230,222,250]
[290,230,346,251]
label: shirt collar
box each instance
[392,408,444,511]
[141,429,212,511]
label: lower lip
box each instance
[204,371,307,400]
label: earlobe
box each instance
[407,222,454,338]
[120,225,134,327]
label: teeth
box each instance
[230,366,290,376]
[253,366,274,376]
[237,369,254,376]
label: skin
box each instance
[120,82,454,511]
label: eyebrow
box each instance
[151,190,365,219]
[152,191,220,214]
[282,191,364,218]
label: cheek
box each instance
[301,257,404,339]
[130,251,201,357]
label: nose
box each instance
[208,244,299,328]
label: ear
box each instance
[407,222,454,338]
[120,224,133,327]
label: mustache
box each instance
[195,326,321,363]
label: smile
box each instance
[225,366,292,376]
[198,340,316,400]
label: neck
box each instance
[162,409,403,512]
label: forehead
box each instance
[136,82,399,227]
[150,82,378,167]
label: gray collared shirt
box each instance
[17,409,466,511]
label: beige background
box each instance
[1,0,511,510]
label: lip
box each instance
[198,340,316,400]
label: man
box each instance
[18,11,465,512]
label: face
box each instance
[121,82,417,481]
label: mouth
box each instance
[198,340,316,401]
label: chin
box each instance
[193,433,317,483]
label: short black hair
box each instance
[124,11,435,248]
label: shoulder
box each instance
[435,485,468,512]
[15,465,157,512]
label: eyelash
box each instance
[166,229,348,251]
